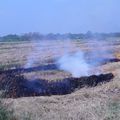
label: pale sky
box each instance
[0,0,120,35]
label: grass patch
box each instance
[104,100,120,120]
[0,97,32,120]
[0,100,16,120]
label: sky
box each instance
[0,0,120,35]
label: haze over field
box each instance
[0,1,120,120]
[0,0,120,35]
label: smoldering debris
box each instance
[0,72,114,98]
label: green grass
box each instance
[0,101,16,120]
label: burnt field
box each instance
[0,39,120,96]
[0,39,120,120]
[0,72,114,98]
[0,39,119,98]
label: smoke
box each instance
[24,41,46,68]
[24,40,65,68]
[24,53,37,68]
[57,51,91,77]
[25,38,113,78]
[56,39,113,77]
[87,40,114,66]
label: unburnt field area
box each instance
[0,38,120,120]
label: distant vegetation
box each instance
[0,31,120,42]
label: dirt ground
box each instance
[1,38,120,120]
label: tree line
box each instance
[0,31,120,42]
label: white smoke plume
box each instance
[56,39,113,77]
[24,41,46,68]
[24,40,65,68]
[57,51,91,77]
[24,39,113,78]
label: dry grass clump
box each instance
[4,88,120,120]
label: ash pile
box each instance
[0,71,114,98]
